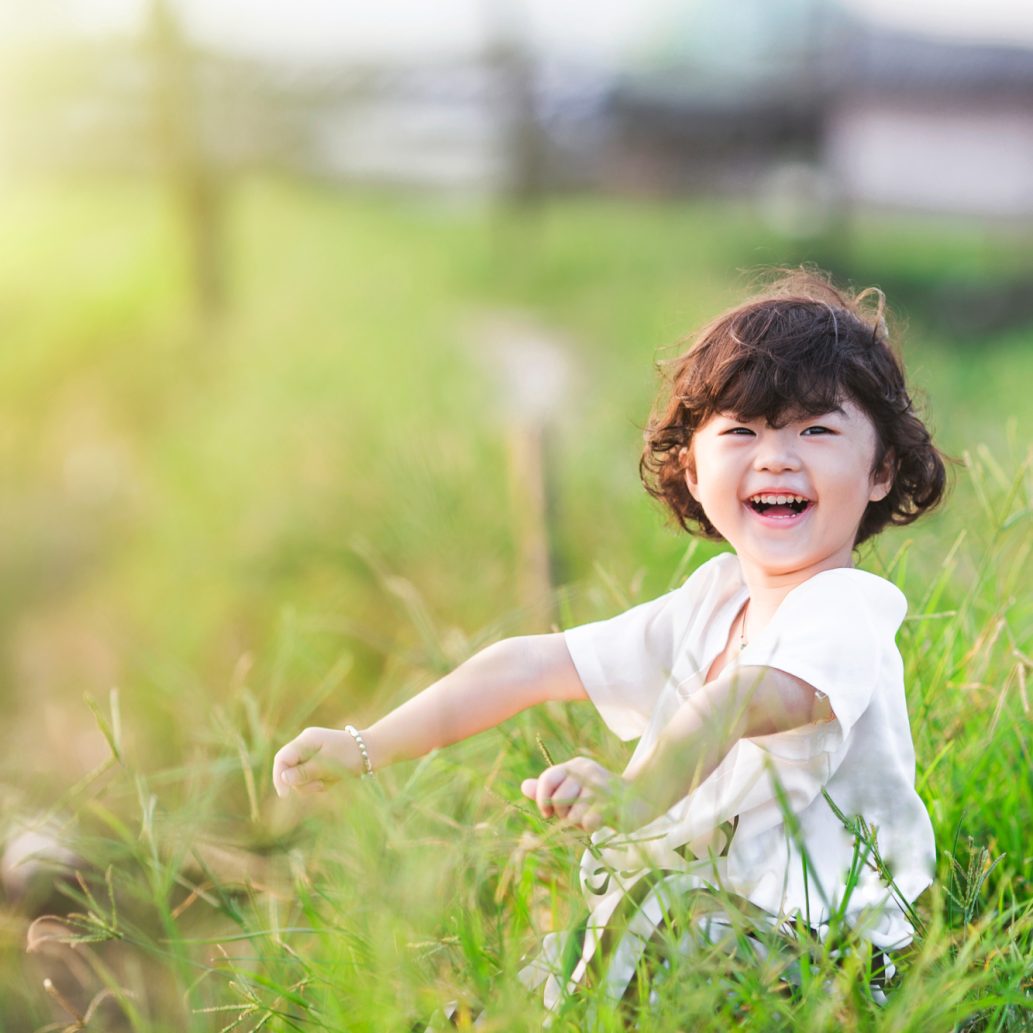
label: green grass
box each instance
[0,176,1030,1030]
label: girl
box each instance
[272,270,946,1010]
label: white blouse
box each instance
[563,551,935,951]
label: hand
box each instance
[271,726,365,798]
[520,756,620,832]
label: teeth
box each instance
[751,493,808,504]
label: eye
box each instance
[801,425,833,436]
[721,426,755,436]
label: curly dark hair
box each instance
[640,269,947,546]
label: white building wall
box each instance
[826,100,1033,216]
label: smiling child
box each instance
[272,269,947,1010]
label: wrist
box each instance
[343,725,375,778]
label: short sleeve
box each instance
[564,555,735,740]
[742,569,907,744]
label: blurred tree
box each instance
[483,0,545,208]
[146,0,225,320]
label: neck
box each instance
[737,553,854,637]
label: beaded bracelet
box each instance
[344,725,375,778]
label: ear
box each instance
[679,446,701,501]
[868,449,895,502]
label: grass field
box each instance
[0,176,1030,1031]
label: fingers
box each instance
[528,776,586,822]
[279,763,317,790]
[549,776,583,819]
[525,764,587,820]
[566,799,603,832]
[272,730,324,798]
[534,765,570,818]
[523,757,617,828]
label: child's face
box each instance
[683,400,892,582]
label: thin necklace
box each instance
[739,602,749,650]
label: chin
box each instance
[741,548,834,576]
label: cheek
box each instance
[685,464,737,522]
[837,463,881,512]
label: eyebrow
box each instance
[786,404,847,421]
[717,405,848,423]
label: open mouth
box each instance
[746,493,813,519]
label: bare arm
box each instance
[273,633,586,796]
[523,665,831,831]
[617,665,831,827]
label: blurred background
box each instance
[0,0,1030,924]
[0,0,1028,776]
[1,0,1031,766]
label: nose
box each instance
[752,429,801,473]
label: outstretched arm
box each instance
[618,665,829,823]
[273,633,586,797]
[522,665,831,831]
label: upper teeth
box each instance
[753,494,808,504]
